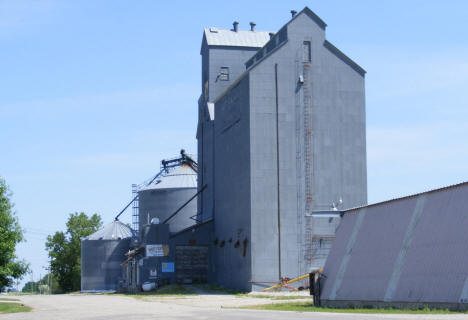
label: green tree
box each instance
[0,177,29,291]
[46,212,102,292]
[22,273,59,294]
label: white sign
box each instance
[146,244,167,257]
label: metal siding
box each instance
[320,211,360,299]
[204,28,271,48]
[81,239,130,291]
[321,182,468,306]
[138,187,197,234]
[336,198,416,301]
[393,184,468,303]
[86,221,134,240]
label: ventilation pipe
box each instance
[269,32,275,39]
[249,22,256,31]
[233,21,239,32]
[291,10,297,18]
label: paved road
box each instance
[2,294,467,320]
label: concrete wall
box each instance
[321,182,468,309]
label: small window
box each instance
[303,41,311,62]
[219,67,229,81]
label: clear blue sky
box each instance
[1,1,467,288]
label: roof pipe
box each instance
[249,22,256,31]
[291,10,297,18]
[233,21,239,32]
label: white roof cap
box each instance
[204,28,272,48]
[85,220,134,240]
[140,164,197,191]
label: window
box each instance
[303,41,311,62]
[219,67,229,81]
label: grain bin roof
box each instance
[85,220,134,240]
[203,28,272,48]
[140,164,197,191]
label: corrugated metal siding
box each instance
[141,164,197,190]
[86,221,134,240]
[321,182,468,304]
[393,185,468,303]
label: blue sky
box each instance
[1,1,467,287]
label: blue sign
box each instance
[161,262,174,273]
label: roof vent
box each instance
[269,32,275,39]
[249,22,256,31]
[233,21,239,32]
[291,10,297,18]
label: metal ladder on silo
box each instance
[131,184,139,233]
[302,62,314,262]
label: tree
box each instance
[46,212,101,292]
[22,273,59,294]
[0,177,29,291]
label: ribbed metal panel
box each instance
[81,238,130,292]
[321,182,468,306]
[85,221,134,240]
[138,187,197,234]
[204,28,271,48]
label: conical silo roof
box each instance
[85,220,135,240]
[140,164,197,191]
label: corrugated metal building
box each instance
[81,221,135,292]
[321,182,468,310]
[138,164,197,234]
[197,7,367,291]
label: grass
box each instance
[0,297,20,301]
[243,294,312,300]
[0,302,32,314]
[195,283,243,295]
[239,302,466,314]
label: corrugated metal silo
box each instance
[138,163,197,234]
[81,220,134,292]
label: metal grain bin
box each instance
[81,221,134,292]
[138,164,197,234]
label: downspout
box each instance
[275,63,282,280]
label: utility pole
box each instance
[49,256,53,294]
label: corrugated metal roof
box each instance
[321,182,468,305]
[204,28,272,48]
[85,221,134,240]
[140,164,197,191]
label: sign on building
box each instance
[162,262,174,273]
[146,244,169,257]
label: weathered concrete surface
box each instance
[3,294,468,320]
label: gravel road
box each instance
[2,294,467,320]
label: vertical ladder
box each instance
[303,63,313,214]
[303,62,314,262]
[131,184,139,233]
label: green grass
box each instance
[0,297,20,301]
[195,283,243,295]
[239,302,465,314]
[0,302,32,314]
[243,294,312,300]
